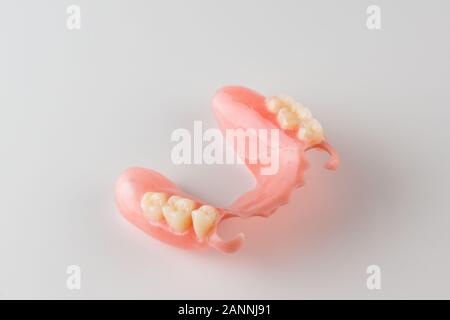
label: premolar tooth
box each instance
[298,119,324,144]
[140,192,168,222]
[191,205,218,240]
[277,108,300,129]
[162,205,192,233]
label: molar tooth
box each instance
[191,205,218,240]
[168,195,196,213]
[162,205,192,233]
[162,195,196,233]
[140,192,168,222]
[277,108,300,130]
[297,118,324,144]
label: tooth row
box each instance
[140,192,218,240]
[265,95,324,145]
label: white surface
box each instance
[1,0,449,299]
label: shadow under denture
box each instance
[216,132,403,269]
[210,155,343,263]
[208,231,245,254]
[208,143,341,256]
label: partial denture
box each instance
[116,86,339,253]
[265,95,324,145]
[116,167,243,252]
[212,86,339,219]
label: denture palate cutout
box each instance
[115,86,339,253]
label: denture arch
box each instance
[115,86,339,253]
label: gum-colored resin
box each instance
[115,86,339,253]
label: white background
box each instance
[1,0,449,299]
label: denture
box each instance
[115,86,339,253]
[212,86,339,218]
[115,167,244,253]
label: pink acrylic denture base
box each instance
[115,86,339,253]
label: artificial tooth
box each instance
[279,95,295,106]
[291,104,313,122]
[267,94,325,144]
[265,96,284,113]
[191,205,218,240]
[277,108,300,130]
[162,195,196,233]
[167,195,196,213]
[162,205,192,233]
[297,119,324,144]
[140,192,168,222]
